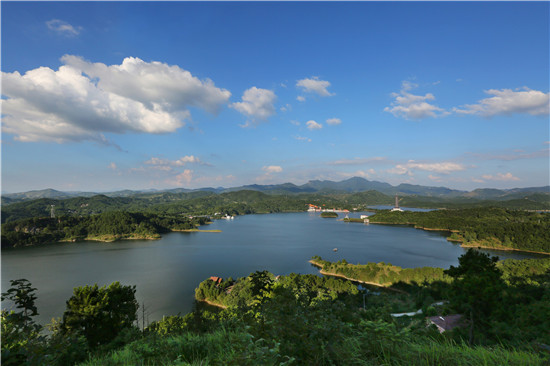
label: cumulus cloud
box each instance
[326,118,342,126]
[296,76,334,98]
[306,120,323,130]
[384,81,448,120]
[1,55,231,143]
[296,96,306,102]
[262,165,283,173]
[453,87,549,117]
[481,172,520,182]
[231,87,276,126]
[172,169,194,186]
[46,19,82,37]
[388,160,465,175]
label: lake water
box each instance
[1,212,541,326]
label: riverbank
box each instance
[308,259,406,293]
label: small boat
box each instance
[333,248,338,252]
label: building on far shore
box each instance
[390,194,403,212]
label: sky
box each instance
[1,1,549,193]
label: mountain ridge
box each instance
[2,177,549,202]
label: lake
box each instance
[1,212,540,326]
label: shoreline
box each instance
[308,260,406,293]
[199,298,227,309]
[368,222,550,256]
[171,229,222,233]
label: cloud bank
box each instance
[1,56,231,143]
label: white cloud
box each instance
[231,87,276,126]
[166,169,194,186]
[46,19,82,37]
[453,88,549,117]
[384,81,448,120]
[326,118,342,126]
[108,162,117,170]
[293,135,312,143]
[387,165,411,175]
[306,120,323,130]
[262,165,283,173]
[406,161,465,174]
[280,103,292,112]
[290,120,300,126]
[296,77,334,97]
[388,160,465,176]
[145,155,209,167]
[1,56,231,143]
[481,172,520,182]
[296,96,306,102]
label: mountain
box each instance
[2,179,549,204]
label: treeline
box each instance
[310,256,450,286]
[370,207,550,253]
[1,211,208,248]
[1,191,312,223]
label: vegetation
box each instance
[3,188,548,225]
[320,211,338,218]
[2,251,550,365]
[370,207,550,253]
[1,212,209,248]
[310,256,450,286]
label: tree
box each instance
[1,279,45,365]
[60,282,138,348]
[444,249,505,344]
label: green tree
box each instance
[1,279,45,365]
[60,281,139,348]
[444,249,505,344]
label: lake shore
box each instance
[199,299,228,309]
[367,221,550,256]
[308,259,406,293]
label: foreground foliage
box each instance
[2,252,549,365]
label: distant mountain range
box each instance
[2,177,549,203]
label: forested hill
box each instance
[369,208,550,253]
[3,188,549,224]
[1,211,209,248]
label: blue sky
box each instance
[2,1,549,193]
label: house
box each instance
[427,314,463,333]
[209,276,223,285]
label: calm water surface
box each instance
[1,212,540,325]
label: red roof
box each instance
[209,276,222,284]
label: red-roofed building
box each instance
[209,276,223,285]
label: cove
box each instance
[1,212,540,326]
